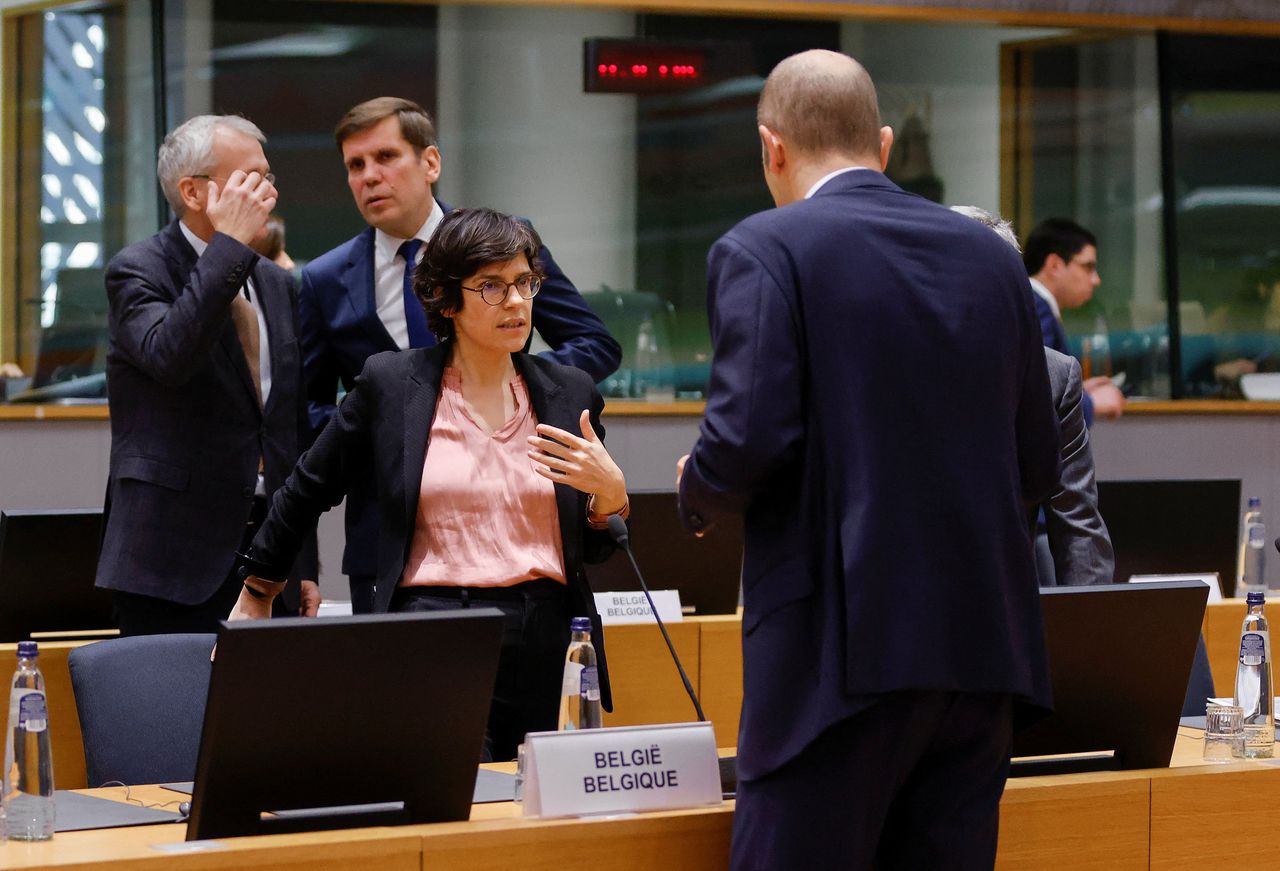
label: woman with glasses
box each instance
[226,208,628,760]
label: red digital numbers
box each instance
[595,62,699,80]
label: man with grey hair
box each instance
[677,51,1059,868]
[952,205,1115,588]
[96,114,319,634]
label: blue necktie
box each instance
[398,238,430,348]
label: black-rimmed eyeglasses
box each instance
[460,274,543,306]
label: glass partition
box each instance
[4,1,1280,404]
[4,0,158,400]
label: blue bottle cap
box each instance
[1249,497,1262,508]
[16,640,37,658]
[570,616,592,632]
[1247,592,1266,606]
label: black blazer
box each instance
[96,221,315,608]
[297,201,622,580]
[247,345,615,710]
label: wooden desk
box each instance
[5,733,1278,871]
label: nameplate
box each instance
[594,590,684,625]
[521,722,721,818]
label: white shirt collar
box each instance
[374,199,445,265]
[1028,276,1062,321]
[804,166,870,200]
[178,220,208,256]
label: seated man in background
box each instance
[954,206,1114,586]
[1023,217,1126,421]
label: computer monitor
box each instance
[587,491,742,614]
[1096,478,1240,595]
[0,508,115,641]
[187,610,504,840]
[1010,580,1208,774]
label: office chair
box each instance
[68,633,215,787]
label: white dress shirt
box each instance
[373,200,445,350]
[179,221,271,404]
[805,165,870,200]
[1029,276,1063,322]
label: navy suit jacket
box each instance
[96,221,316,608]
[678,171,1061,780]
[243,346,614,711]
[299,201,621,580]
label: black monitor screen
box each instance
[1097,478,1241,595]
[187,610,504,840]
[0,508,113,641]
[587,491,742,614]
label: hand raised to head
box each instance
[205,170,278,247]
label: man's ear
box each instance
[420,145,442,185]
[878,126,894,172]
[177,176,206,214]
[1043,252,1066,275]
[758,125,785,174]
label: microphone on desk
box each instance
[607,514,707,722]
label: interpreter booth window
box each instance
[1002,33,1169,399]
[1164,35,1280,400]
[3,0,159,402]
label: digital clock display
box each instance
[584,39,710,94]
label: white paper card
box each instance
[593,590,684,625]
[522,722,721,819]
[1128,573,1223,604]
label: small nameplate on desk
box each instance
[594,590,683,625]
[522,722,721,818]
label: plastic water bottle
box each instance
[3,641,55,840]
[1238,497,1266,596]
[1234,592,1274,759]
[557,617,603,731]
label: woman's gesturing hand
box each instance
[528,410,627,513]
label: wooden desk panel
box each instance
[697,616,742,745]
[997,776,1149,870]
[1151,766,1280,869]
[1204,600,1246,697]
[602,622,701,728]
[0,641,89,789]
[420,807,732,871]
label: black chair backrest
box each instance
[68,633,215,787]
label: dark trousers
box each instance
[392,579,570,762]
[731,691,1014,871]
[114,497,284,636]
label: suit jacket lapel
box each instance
[163,221,260,413]
[344,227,398,352]
[403,347,444,529]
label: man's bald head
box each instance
[758,50,881,160]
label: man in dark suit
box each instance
[952,206,1114,587]
[1041,348,1115,585]
[676,51,1061,869]
[97,115,319,635]
[299,97,621,611]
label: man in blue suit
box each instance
[299,97,621,610]
[677,51,1061,869]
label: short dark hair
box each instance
[1023,218,1097,275]
[334,97,437,154]
[413,208,543,343]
